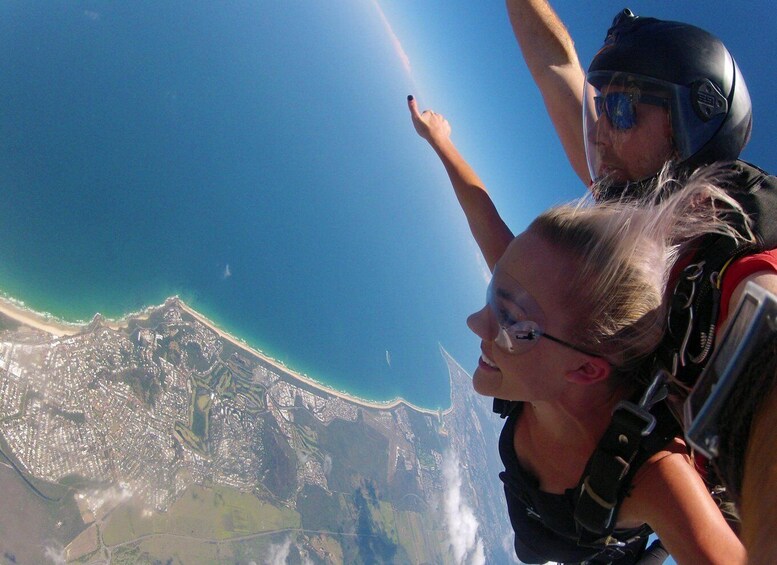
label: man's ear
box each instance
[565,357,612,385]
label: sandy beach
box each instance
[175,299,444,416]
[0,293,444,416]
[0,296,81,337]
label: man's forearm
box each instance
[506,0,590,185]
[506,0,578,74]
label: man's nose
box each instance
[592,114,615,147]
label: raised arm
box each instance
[408,96,513,271]
[505,0,591,185]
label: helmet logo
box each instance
[692,79,728,121]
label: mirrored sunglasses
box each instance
[594,91,668,131]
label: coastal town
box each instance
[0,297,511,564]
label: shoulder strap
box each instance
[729,161,777,249]
[573,371,677,543]
[493,397,519,418]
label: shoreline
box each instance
[0,294,449,416]
[0,296,82,337]
[174,299,447,416]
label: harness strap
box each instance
[493,397,518,418]
[574,372,669,539]
[663,161,777,385]
[573,232,747,542]
[664,234,754,388]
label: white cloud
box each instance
[443,450,485,565]
[323,454,333,477]
[263,537,292,565]
[471,541,486,565]
[501,532,525,564]
[80,484,133,516]
[43,543,66,565]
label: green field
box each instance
[102,484,300,548]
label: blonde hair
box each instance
[529,166,751,380]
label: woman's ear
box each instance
[565,357,612,385]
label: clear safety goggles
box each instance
[487,269,602,358]
[583,71,726,184]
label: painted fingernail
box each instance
[407,95,413,101]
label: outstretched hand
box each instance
[405,96,512,271]
[408,95,451,147]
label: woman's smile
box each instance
[479,351,499,370]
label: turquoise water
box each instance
[0,1,485,409]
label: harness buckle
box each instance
[675,261,704,307]
[667,261,707,369]
[639,370,669,409]
[581,537,628,563]
[612,400,656,437]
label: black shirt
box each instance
[498,404,651,564]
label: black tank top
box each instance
[498,404,651,564]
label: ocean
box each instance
[0,1,486,410]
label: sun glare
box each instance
[371,0,412,77]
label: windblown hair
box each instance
[529,165,752,384]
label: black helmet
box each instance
[585,9,752,179]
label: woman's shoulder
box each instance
[636,436,692,477]
[617,437,691,527]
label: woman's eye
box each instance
[499,307,525,326]
[497,309,514,325]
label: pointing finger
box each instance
[407,95,422,120]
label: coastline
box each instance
[0,294,448,416]
[0,296,81,337]
[175,299,446,416]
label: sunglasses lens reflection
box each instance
[495,320,542,354]
[595,93,637,130]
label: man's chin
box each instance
[598,165,629,184]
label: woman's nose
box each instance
[467,305,496,340]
